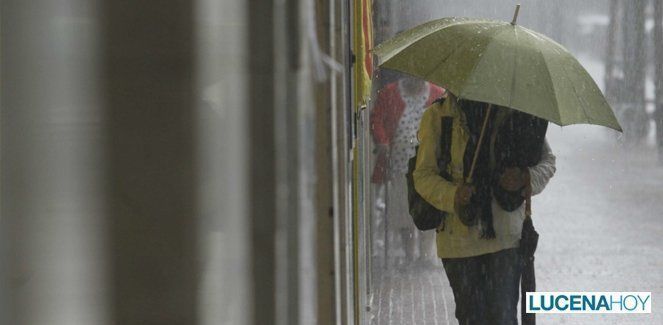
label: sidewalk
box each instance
[370,264,456,325]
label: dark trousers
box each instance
[442,248,522,325]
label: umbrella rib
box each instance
[375,18,476,61]
[383,26,478,88]
[425,24,507,96]
[559,58,593,125]
[531,37,562,124]
[455,25,511,99]
[521,28,562,123]
[422,33,480,90]
[523,28,617,129]
[519,28,592,124]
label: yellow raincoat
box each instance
[413,95,556,258]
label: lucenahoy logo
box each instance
[526,292,651,314]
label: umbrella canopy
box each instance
[373,16,622,131]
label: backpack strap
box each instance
[437,116,453,179]
[405,97,454,231]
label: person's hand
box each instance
[499,167,526,191]
[455,183,475,206]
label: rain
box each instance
[1,0,661,325]
[366,1,661,324]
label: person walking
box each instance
[413,93,556,324]
[370,74,445,265]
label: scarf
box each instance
[458,100,548,239]
[459,100,498,238]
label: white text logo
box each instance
[526,292,651,314]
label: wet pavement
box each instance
[370,263,453,325]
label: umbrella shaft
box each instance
[467,103,493,183]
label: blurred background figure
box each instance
[370,73,445,266]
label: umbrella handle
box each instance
[466,103,493,184]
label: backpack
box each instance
[405,98,453,231]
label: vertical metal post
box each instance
[329,0,353,323]
[330,0,354,323]
[100,0,199,323]
[247,0,278,322]
[654,0,663,162]
[2,1,108,324]
[313,0,342,323]
[621,0,648,141]
[195,0,251,323]
[605,0,619,100]
[248,0,316,324]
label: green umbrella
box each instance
[373,9,622,131]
